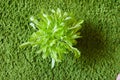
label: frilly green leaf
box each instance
[20,8,83,68]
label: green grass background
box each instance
[0,0,120,80]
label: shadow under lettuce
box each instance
[75,21,107,65]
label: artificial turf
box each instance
[0,0,120,80]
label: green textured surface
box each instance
[0,0,120,80]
